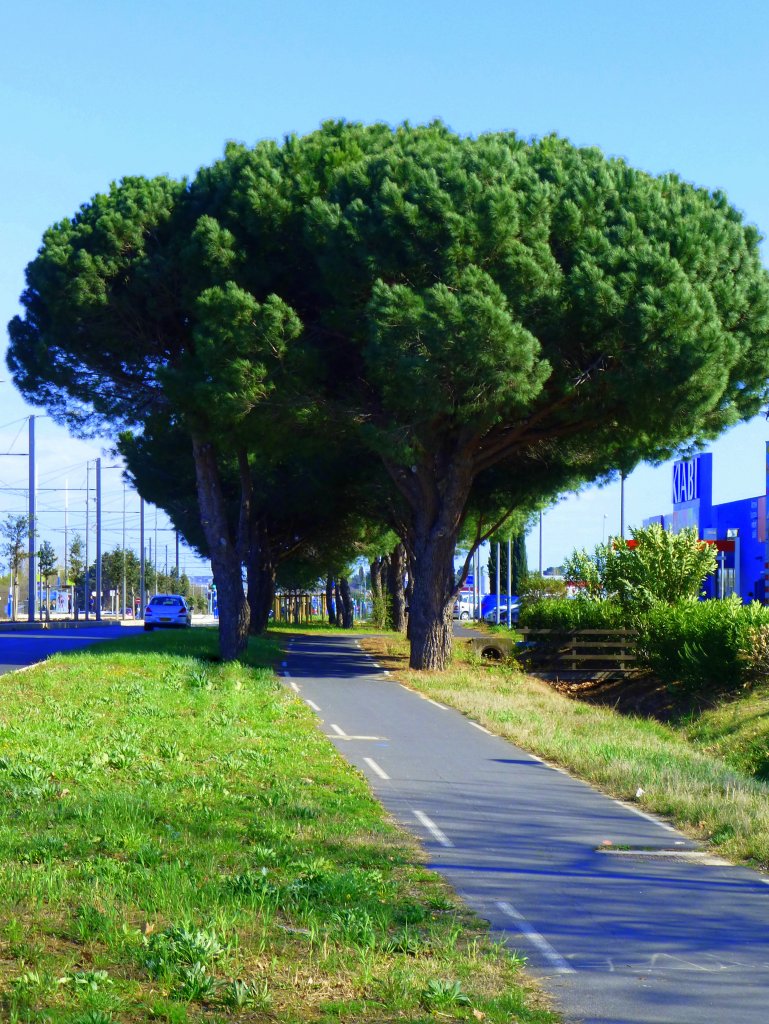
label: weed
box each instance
[420,978,471,1009]
[61,969,113,993]
[172,962,219,1002]
[219,978,271,1010]
[70,1012,114,1024]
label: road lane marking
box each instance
[330,724,347,736]
[496,901,575,974]
[424,697,448,710]
[305,700,320,711]
[289,682,300,693]
[363,757,390,780]
[413,810,454,847]
[613,799,678,833]
[326,734,387,741]
[470,722,492,734]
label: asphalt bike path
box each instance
[281,633,769,1024]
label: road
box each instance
[0,623,131,674]
[281,632,769,1024]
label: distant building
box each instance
[643,450,767,603]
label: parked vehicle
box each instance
[144,594,192,631]
[453,595,475,620]
[481,594,521,624]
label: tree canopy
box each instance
[8,121,769,666]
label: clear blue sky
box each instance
[2,0,768,570]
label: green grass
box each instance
[364,634,769,870]
[0,627,555,1024]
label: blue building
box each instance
[643,450,767,604]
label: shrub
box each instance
[519,573,567,601]
[635,597,769,700]
[519,598,625,630]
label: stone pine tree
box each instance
[177,124,769,668]
[8,122,769,668]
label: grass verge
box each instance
[0,627,555,1024]
[361,633,769,870]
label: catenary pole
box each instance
[122,483,126,620]
[507,536,512,629]
[95,458,102,621]
[495,540,500,624]
[27,415,35,622]
[139,498,145,617]
[85,462,89,621]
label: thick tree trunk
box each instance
[192,435,250,660]
[387,543,407,633]
[247,558,276,635]
[339,576,354,628]
[408,533,459,671]
[246,519,277,635]
[325,575,335,624]
[404,556,415,640]
[370,557,383,601]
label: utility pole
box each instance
[122,483,126,619]
[620,472,626,539]
[495,540,501,625]
[154,508,158,595]
[85,462,89,621]
[139,498,145,617]
[27,415,35,622]
[95,458,102,621]
[64,477,69,616]
[539,511,543,576]
[175,529,179,576]
[507,536,512,629]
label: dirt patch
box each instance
[547,672,677,720]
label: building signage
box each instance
[672,458,699,505]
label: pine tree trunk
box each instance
[404,558,414,640]
[192,435,250,660]
[339,576,354,628]
[370,558,383,601]
[246,519,277,635]
[325,575,335,624]
[388,543,407,633]
[408,532,457,670]
[247,558,276,635]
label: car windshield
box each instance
[150,597,183,607]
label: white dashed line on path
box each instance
[363,757,390,780]
[305,700,320,712]
[289,682,300,693]
[496,901,575,974]
[413,810,454,847]
[470,722,492,734]
[613,799,679,834]
[330,724,347,737]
